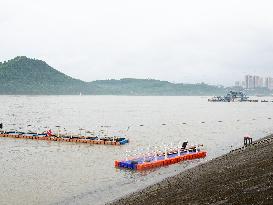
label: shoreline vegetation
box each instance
[109,134,273,205]
[1,56,273,96]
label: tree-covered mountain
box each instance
[0,56,228,95]
[0,56,88,94]
[89,79,226,95]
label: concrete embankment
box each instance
[109,135,273,205]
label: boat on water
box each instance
[115,142,207,170]
[208,91,258,102]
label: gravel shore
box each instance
[109,135,273,205]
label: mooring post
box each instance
[244,135,253,146]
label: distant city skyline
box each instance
[1,0,273,86]
[235,75,273,90]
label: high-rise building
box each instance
[245,75,254,89]
[245,75,249,89]
[254,76,260,88]
[245,75,264,88]
[242,75,273,89]
[259,77,264,88]
[265,77,269,88]
[235,81,240,87]
[265,77,273,90]
[242,81,246,88]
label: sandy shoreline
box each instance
[109,135,273,205]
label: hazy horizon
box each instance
[1,0,273,86]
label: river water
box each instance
[0,96,273,205]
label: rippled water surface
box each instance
[0,96,273,205]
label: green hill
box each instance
[0,56,87,94]
[0,56,227,95]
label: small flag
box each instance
[46,129,53,137]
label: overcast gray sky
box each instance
[1,0,273,85]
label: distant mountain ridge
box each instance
[0,56,227,95]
